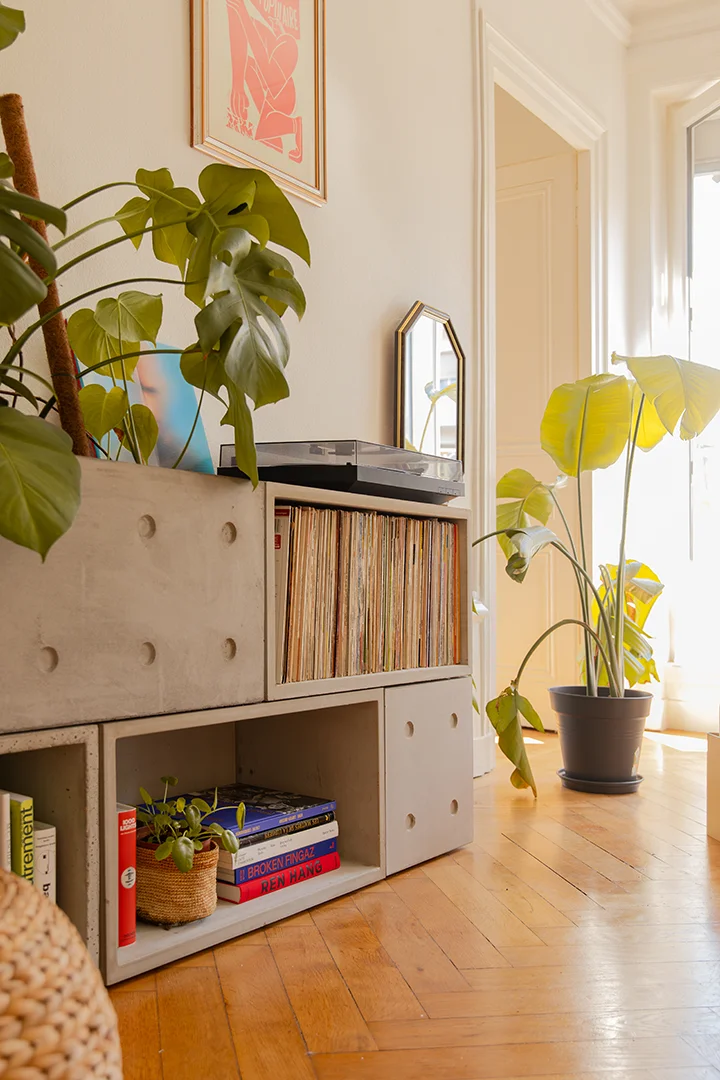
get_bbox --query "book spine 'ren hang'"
[9,793,33,882]
[216,851,341,904]
[117,804,137,948]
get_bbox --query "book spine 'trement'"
[10,795,33,882]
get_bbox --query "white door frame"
[471,12,608,776]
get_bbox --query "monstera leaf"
[496,469,554,559]
[0,155,66,326]
[486,686,543,796]
[541,373,632,477]
[613,352,720,441]
[0,409,80,559]
[222,381,258,486]
[94,290,163,345]
[119,404,159,465]
[0,3,24,50]
[196,228,306,408]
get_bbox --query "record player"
[218,440,465,504]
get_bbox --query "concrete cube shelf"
[0,724,100,963]
[0,459,265,732]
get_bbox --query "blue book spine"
[203,800,338,839]
[221,837,338,885]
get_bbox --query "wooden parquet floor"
[112,731,720,1080]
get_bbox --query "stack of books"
[275,504,461,683]
[0,788,56,902]
[190,783,340,905]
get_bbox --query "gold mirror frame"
[395,301,465,465]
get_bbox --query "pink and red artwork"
[192,0,326,204]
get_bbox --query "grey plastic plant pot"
[549,686,653,792]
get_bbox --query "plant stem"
[116,311,142,465]
[549,542,623,695]
[615,395,644,677]
[53,214,127,251]
[62,181,140,211]
[172,385,205,469]
[515,618,620,695]
[550,488,596,694]
[53,216,195,280]
[0,279,198,372]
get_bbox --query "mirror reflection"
[396,303,464,462]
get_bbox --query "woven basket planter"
[0,869,122,1079]
[136,840,219,926]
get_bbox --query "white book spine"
[0,792,10,871]
[217,820,339,871]
[33,821,56,904]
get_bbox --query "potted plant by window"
[135,776,245,926]
[476,354,720,795]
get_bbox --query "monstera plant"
[476,354,720,796]
[0,4,308,560]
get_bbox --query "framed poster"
[191,0,326,205]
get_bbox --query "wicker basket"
[0,868,122,1079]
[136,840,219,926]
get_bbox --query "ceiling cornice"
[583,0,632,46]
[630,0,720,45]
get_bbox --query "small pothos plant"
[475,353,720,796]
[0,3,309,561]
[137,776,246,874]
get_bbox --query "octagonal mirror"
[395,301,465,464]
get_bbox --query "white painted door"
[495,151,583,725]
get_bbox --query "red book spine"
[117,804,137,947]
[216,851,340,905]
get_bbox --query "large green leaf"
[198,163,310,265]
[116,168,201,272]
[185,178,261,307]
[541,373,632,477]
[94,290,163,344]
[0,3,24,50]
[67,308,140,381]
[486,686,540,796]
[591,561,663,688]
[0,178,66,325]
[222,382,258,485]
[0,410,81,559]
[496,469,554,559]
[78,384,128,442]
[503,525,560,584]
[196,229,305,408]
[613,352,720,441]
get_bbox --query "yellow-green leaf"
[68,308,140,381]
[78,384,128,442]
[496,469,554,559]
[485,687,538,796]
[94,290,163,345]
[614,352,720,441]
[540,373,632,477]
[631,383,667,451]
[121,403,158,465]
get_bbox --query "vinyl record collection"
[275,504,461,683]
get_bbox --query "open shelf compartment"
[264,482,472,701]
[0,725,100,964]
[101,690,385,984]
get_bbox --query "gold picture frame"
[191,0,327,206]
[395,301,466,465]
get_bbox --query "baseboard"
[473,731,495,777]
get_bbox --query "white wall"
[2,0,628,472]
[2,0,477,463]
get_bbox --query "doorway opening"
[494,88,590,727]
